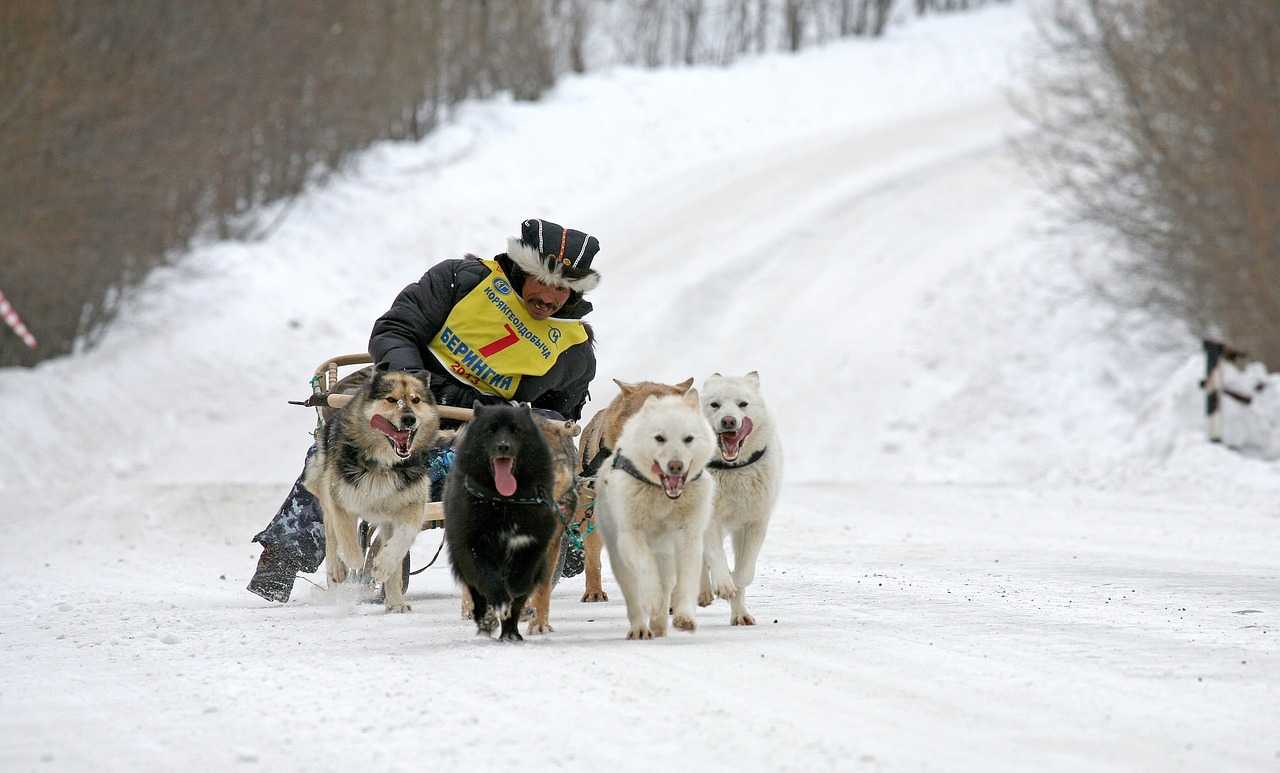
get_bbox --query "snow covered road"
[3,478,1276,771]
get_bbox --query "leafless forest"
[0,0,1090,368]
[1018,0,1280,368]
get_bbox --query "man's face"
[522,276,571,321]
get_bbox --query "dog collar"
[580,443,612,478]
[462,474,552,506]
[707,446,767,470]
[611,453,703,487]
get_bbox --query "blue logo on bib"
[493,278,512,295]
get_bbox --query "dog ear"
[676,377,694,392]
[367,361,390,390]
[682,388,700,409]
[745,371,760,387]
[364,362,386,391]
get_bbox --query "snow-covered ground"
[3,3,1278,771]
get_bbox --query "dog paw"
[626,627,654,640]
[672,614,697,632]
[326,565,348,586]
[697,590,715,607]
[498,629,524,643]
[527,621,555,635]
[581,589,609,603]
[711,578,737,601]
[731,612,756,626]
[384,602,412,614]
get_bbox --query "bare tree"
[839,0,897,36]
[1018,0,1280,367]
[0,0,560,367]
[680,0,706,65]
[784,0,807,51]
[1,0,1006,367]
[550,0,593,73]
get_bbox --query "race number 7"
[478,324,519,357]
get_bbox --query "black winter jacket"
[368,255,596,421]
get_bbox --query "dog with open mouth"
[457,411,582,636]
[575,377,695,603]
[594,388,716,639]
[444,402,559,642]
[698,371,783,626]
[303,362,442,612]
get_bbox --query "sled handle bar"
[289,391,476,422]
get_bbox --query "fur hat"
[506,218,601,294]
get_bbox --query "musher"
[247,218,602,602]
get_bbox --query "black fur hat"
[506,218,601,294]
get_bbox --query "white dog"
[595,389,717,639]
[699,372,783,626]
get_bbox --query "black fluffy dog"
[444,403,559,642]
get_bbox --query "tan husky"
[524,413,582,634]
[575,377,694,602]
[303,363,441,613]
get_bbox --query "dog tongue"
[652,463,686,499]
[370,414,413,454]
[718,416,754,460]
[492,457,517,497]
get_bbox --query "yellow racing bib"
[427,260,588,399]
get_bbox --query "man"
[247,218,602,602]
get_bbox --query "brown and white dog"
[303,363,441,613]
[523,413,581,634]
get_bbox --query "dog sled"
[292,353,591,593]
[293,353,472,529]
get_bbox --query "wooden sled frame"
[297,353,592,601]
[299,353,473,527]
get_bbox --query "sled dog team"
[305,367,781,641]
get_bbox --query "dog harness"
[428,259,588,400]
[707,447,768,470]
[462,475,554,507]
[580,443,612,478]
[611,452,704,487]
[461,474,590,554]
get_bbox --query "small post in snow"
[1201,339,1251,443]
